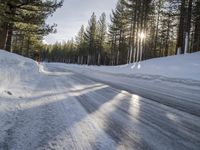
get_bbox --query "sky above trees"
[44,0,118,44]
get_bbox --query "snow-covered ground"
[54,52,200,80]
[45,52,200,116]
[0,50,200,150]
[0,50,39,98]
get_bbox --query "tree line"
[1,0,200,65]
[42,0,200,65]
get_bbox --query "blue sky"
[44,0,118,44]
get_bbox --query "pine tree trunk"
[193,23,200,52]
[26,36,30,57]
[20,37,24,55]
[165,14,171,56]
[176,0,186,54]
[97,53,101,66]
[193,1,200,52]
[87,55,90,65]
[186,0,193,53]
[116,50,119,65]
[81,56,83,64]
[154,1,162,57]
[0,23,8,50]
[129,46,133,63]
[5,23,14,52]
[5,5,17,52]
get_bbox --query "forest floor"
[0,50,200,150]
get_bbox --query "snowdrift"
[61,52,200,81]
[0,50,39,92]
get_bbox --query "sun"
[139,32,145,40]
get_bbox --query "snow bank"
[1,49,199,94]
[0,50,38,93]
[57,52,200,81]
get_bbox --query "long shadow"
[133,99,200,150]
[0,96,89,149]
[23,83,104,102]
[1,78,200,149]
[102,96,149,150]
[71,68,200,117]
[0,84,115,150]
[75,86,118,114]
[92,92,200,150]
[78,90,151,150]
[74,85,200,150]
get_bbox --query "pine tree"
[109,0,129,65]
[108,23,118,65]
[76,25,85,64]
[84,12,98,65]
[97,13,107,65]
[158,0,178,56]
[176,0,187,54]
[192,0,200,52]
[0,0,63,52]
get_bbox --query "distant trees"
[176,0,200,54]
[97,13,107,65]
[0,0,63,56]
[192,0,200,52]
[155,0,178,57]
[109,1,129,65]
[7,0,199,65]
[84,13,98,65]
[76,25,86,64]
[43,0,200,65]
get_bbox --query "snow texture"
[52,52,200,81]
[0,50,200,150]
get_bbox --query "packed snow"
[0,49,200,150]
[51,52,200,81]
[44,52,200,116]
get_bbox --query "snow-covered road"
[1,63,200,150]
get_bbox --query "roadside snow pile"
[0,50,38,93]
[59,52,200,81]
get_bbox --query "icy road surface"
[0,63,200,150]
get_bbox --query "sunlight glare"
[139,32,145,40]
[129,94,140,117]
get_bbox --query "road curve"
[0,64,200,150]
